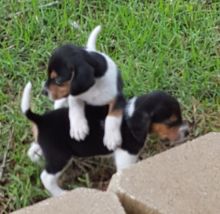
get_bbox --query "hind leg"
[114,148,138,171]
[40,170,67,197]
[27,142,43,163]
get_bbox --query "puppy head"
[43,45,78,100]
[43,44,95,100]
[148,92,189,146]
[127,92,189,145]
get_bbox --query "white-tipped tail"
[86,25,101,51]
[21,82,32,113]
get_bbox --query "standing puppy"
[43,26,125,150]
[21,83,189,196]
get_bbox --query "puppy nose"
[42,88,48,96]
[184,129,189,137]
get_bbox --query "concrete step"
[12,188,126,214]
[108,132,220,214]
[12,132,220,214]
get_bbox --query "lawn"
[0,0,219,212]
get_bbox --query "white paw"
[104,128,122,151]
[54,98,68,109]
[104,116,122,150]
[27,142,43,163]
[70,117,89,141]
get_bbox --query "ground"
[0,0,219,213]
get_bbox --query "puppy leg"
[54,98,68,109]
[114,148,138,171]
[104,113,122,150]
[27,142,43,163]
[40,170,67,197]
[68,95,89,140]
[104,97,125,150]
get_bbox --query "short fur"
[43,25,125,150]
[21,83,189,196]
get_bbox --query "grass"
[0,0,219,212]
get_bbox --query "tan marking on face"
[48,81,71,100]
[151,123,180,141]
[32,123,38,141]
[50,71,58,79]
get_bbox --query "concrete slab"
[108,132,220,214]
[12,188,125,214]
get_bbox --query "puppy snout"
[183,129,189,137]
[42,87,48,96]
[180,123,190,139]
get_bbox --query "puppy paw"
[104,130,122,151]
[27,142,43,163]
[70,118,89,141]
[104,116,122,150]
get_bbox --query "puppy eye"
[55,78,64,86]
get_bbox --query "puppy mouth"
[47,92,55,101]
[160,136,189,147]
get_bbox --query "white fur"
[27,142,43,163]
[54,98,68,109]
[21,82,32,113]
[40,170,66,197]
[104,115,122,151]
[69,53,118,141]
[68,96,89,140]
[126,97,137,117]
[179,123,190,141]
[75,53,118,105]
[114,148,138,171]
[86,25,101,51]
[69,26,121,146]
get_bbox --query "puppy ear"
[126,111,150,142]
[70,63,95,95]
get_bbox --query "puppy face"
[151,119,189,146]
[149,94,189,145]
[44,70,72,100]
[43,45,79,100]
[44,44,95,99]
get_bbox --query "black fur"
[25,91,187,174]
[47,44,109,95]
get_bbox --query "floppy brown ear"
[126,111,150,142]
[70,63,95,95]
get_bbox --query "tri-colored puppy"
[43,25,125,151]
[21,83,189,197]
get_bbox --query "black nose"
[42,88,48,96]
[184,129,189,137]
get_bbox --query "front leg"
[104,113,122,150]
[104,96,125,150]
[68,95,89,141]
[54,97,68,109]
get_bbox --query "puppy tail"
[21,82,41,123]
[86,25,101,51]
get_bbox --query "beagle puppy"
[21,82,189,197]
[43,25,125,151]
